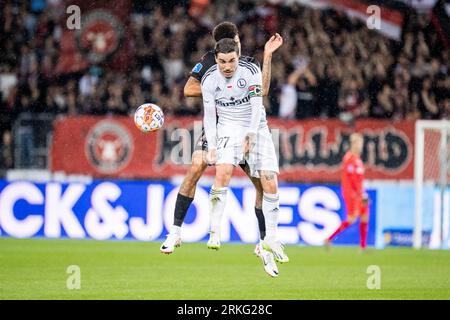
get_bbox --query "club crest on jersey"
[192,63,203,73]
[237,78,246,88]
[249,85,262,97]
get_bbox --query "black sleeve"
[189,51,216,82]
[240,55,261,69]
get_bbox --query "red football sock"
[328,221,350,242]
[360,204,369,249]
[360,221,368,249]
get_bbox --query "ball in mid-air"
[134,103,164,133]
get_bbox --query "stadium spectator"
[79,68,100,98]
[418,77,441,119]
[374,84,395,119]
[338,77,369,122]
[317,65,340,118]
[441,99,450,119]
[290,63,318,119]
[0,0,448,141]
[0,130,14,169]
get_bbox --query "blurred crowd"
[0,0,449,169]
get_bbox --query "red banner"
[55,0,132,74]
[270,118,414,182]
[51,116,415,182]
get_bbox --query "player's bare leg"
[240,163,265,257]
[160,150,208,254]
[259,170,289,264]
[325,214,357,249]
[207,163,234,250]
[179,150,208,198]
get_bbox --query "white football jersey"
[201,61,268,129]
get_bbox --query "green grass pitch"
[0,238,449,299]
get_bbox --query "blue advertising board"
[0,180,376,246]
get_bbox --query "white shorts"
[216,124,279,178]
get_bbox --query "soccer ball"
[134,103,164,133]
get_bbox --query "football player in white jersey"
[161,22,283,263]
[202,39,289,277]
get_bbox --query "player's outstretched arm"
[184,76,202,97]
[262,33,283,97]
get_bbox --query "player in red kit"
[325,133,369,250]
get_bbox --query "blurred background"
[0,0,449,249]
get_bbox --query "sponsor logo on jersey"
[215,86,221,92]
[215,95,250,107]
[85,120,133,173]
[192,63,203,73]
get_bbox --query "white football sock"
[262,192,279,240]
[209,186,228,233]
[170,225,181,236]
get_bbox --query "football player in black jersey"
[161,21,283,256]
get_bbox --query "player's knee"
[215,167,233,187]
[191,151,207,169]
[262,183,277,195]
[215,173,231,187]
[189,157,207,179]
[260,171,278,194]
[180,161,206,195]
[189,162,206,178]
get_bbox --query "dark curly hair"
[212,22,238,42]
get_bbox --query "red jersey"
[341,151,365,199]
